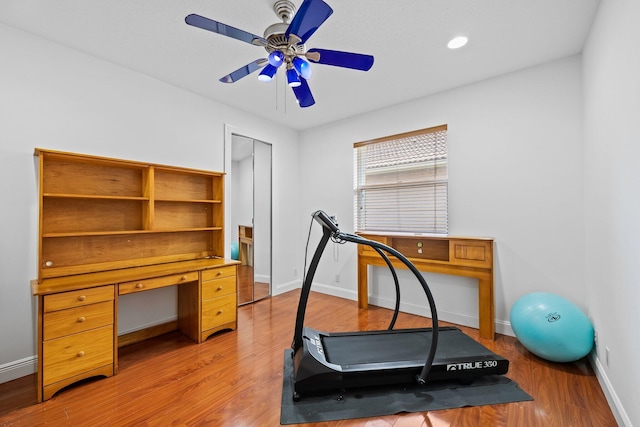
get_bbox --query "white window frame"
[354,124,448,234]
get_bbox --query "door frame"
[224,124,273,303]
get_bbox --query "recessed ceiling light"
[447,36,468,49]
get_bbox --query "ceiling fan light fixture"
[268,50,285,67]
[185,0,374,108]
[287,67,301,87]
[292,56,312,80]
[447,36,468,49]
[258,64,278,82]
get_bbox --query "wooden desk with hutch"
[31,149,239,401]
[356,232,495,340]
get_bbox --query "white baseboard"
[273,279,301,295]
[369,294,515,337]
[0,356,36,384]
[301,283,516,337]
[117,315,178,336]
[588,352,630,426]
[311,283,358,301]
[255,273,270,283]
[0,317,182,385]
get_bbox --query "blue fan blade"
[285,0,333,43]
[292,78,315,108]
[219,59,268,83]
[186,14,267,46]
[307,48,374,71]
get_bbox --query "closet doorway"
[229,134,272,305]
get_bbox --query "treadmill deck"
[293,326,509,395]
[321,326,498,368]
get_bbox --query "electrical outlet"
[606,346,610,366]
[294,268,298,277]
[335,274,340,283]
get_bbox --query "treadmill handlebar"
[296,210,439,384]
[312,210,340,233]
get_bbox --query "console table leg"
[478,276,495,340]
[357,260,368,309]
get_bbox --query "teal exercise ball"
[510,292,594,362]
[230,242,239,260]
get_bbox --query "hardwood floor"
[0,290,617,426]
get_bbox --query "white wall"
[0,23,301,383]
[583,0,640,425]
[299,56,584,336]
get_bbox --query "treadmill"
[290,210,509,401]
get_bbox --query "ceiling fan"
[185,0,374,108]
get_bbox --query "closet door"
[252,139,272,302]
[230,134,271,305]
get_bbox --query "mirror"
[230,135,272,305]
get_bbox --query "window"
[354,125,448,234]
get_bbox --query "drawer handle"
[135,283,144,289]
[77,295,86,302]
[77,351,85,358]
[181,275,187,281]
[77,316,86,323]
[217,310,223,315]
[216,271,222,276]
[217,286,223,291]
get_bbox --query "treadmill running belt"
[321,327,496,366]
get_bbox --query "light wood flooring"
[0,290,617,426]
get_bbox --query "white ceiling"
[0,0,600,131]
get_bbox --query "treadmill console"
[313,210,339,233]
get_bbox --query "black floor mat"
[280,349,532,425]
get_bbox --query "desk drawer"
[44,285,114,313]
[391,237,450,262]
[202,294,237,331]
[42,325,114,386]
[44,300,114,341]
[201,266,236,281]
[119,272,198,295]
[357,234,389,256]
[202,276,236,300]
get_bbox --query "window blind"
[354,125,448,234]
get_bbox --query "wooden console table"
[357,233,495,340]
